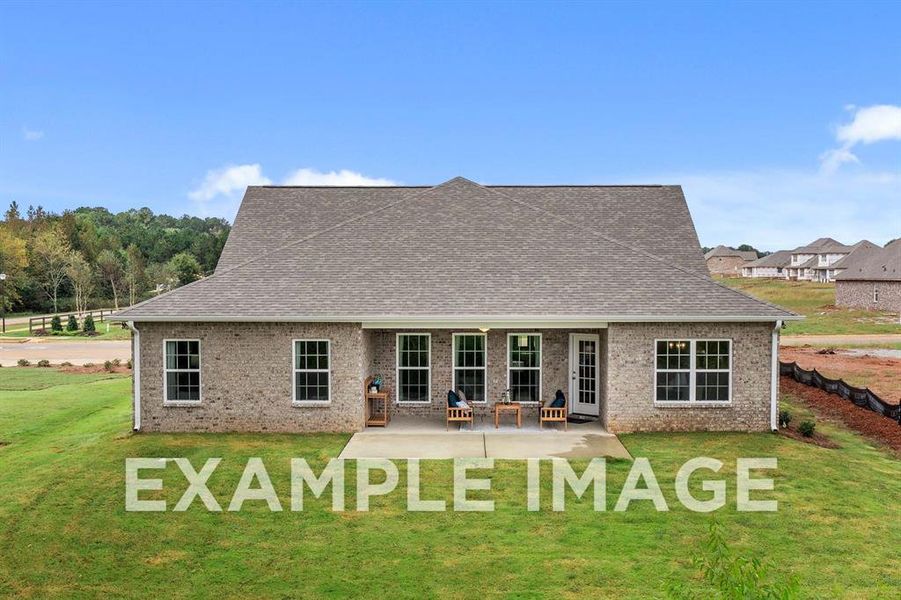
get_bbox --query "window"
[293,340,330,403]
[164,340,200,403]
[453,333,487,403]
[397,334,430,403]
[508,333,541,403]
[655,340,732,404]
[873,286,879,303]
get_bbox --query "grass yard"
[719,278,901,336]
[0,369,899,598]
[0,323,132,340]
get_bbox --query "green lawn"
[0,369,899,598]
[0,323,132,340]
[720,277,901,335]
[0,367,127,391]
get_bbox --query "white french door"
[569,333,600,416]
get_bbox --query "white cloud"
[821,104,901,172]
[189,163,271,203]
[188,165,396,218]
[661,168,901,251]
[22,127,44,141]
[282,168,397,187]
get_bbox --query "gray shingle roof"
[704,245,758,261]
[791,237,853,254]
[830,240,880,270]
[744,250,792,269]
[836,240,901,281]
[115,177,796,322]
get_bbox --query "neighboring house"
[704,245,758,276]
[835,239,901,313]
[786,237,874,282]
[830,240,881,280]
[112,177,797,435]
[741,250,792,279]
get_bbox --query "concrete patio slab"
[484,432,631,459]
[337,428,631,460]
[338,432,486,459]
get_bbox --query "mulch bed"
[782,376,901,455]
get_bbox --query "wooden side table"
[494,402,522,429]
[364,376,390,427]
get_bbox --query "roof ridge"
[478,184,796,317]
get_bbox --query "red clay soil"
[781,376,901,455]
[780,346,901,404]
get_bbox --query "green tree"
[67,314,78,331]
[29,229,72,313]
[66,252,94,314]
[124,244,145,306]
[96,249,124,310]
[0,225,28,313]
[82,313,95,333]
[50,315,62,332]
[167,252,202,286]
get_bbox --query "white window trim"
[653,339,733,407]
[163,338,202,406]
[292,339,331,406]
[873,286,879,303]
[506,332,542,405]
[452,332,488,404]
[396,333,431,404]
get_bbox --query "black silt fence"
[779,361,901,425]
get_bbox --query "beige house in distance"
[704,245,758,276]
[835,239,901,313]
[112,177,798,435]
[741,250,792,279]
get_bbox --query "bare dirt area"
[58,364,131,375]
[781,377,901,455]
[780,345,901,403]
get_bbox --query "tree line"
[0,202,230,315]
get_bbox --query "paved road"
[0,339,130,366]
[781,333,901,347]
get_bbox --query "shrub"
[50,315,63,332]
[667,519,798,599]
[67,315,79,332]
[778,410,792,428]
[112,358,121,367]
[83,362,94,368]
[17,359,30,367]
[83,314,96,333]
[103,360,114,372]
[126,359,133,369]
[60,361,73,367]
[37,359,51,368]
[799,420,816,438]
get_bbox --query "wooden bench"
[540,396,568,430]
[446,391,473,430]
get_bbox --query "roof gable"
[116,177,795,321]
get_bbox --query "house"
[112,177,798,435]
[835,239,901,313]
[786,238,875,282]
[704,245,758,276]
[741,250,792,279]
[829,240,882,280]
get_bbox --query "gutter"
[109,314,803,324]
[770,319,782,431]
[125,321,141,431]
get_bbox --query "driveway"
[0,338,131,366]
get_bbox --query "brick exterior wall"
[367,329,606,422]
[706,256,749,276]
[134,321,774,434]
[136,322,367,433]
[605,322,774,432]
[835,280,901,313]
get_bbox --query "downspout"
[126,321,141,431]
[770,320,782,431]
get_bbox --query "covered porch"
[360,325,609,432]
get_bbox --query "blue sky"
[2,1,900,250]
